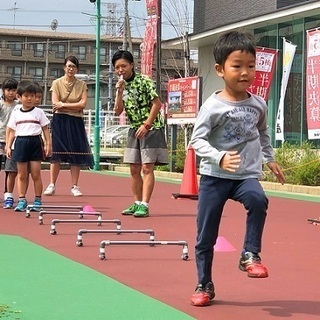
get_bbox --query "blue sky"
[0,0,194,39]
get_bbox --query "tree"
[161,0,197,78]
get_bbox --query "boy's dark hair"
[213,31,256,66]
[16,80,37,96]
[34,81,43,94]
[2,78,18,90]
[112,50,134,67]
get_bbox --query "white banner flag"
[275,38,297,141]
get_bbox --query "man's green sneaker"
[133,204,149,217]
[122,203,139,215]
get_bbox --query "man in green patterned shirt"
[112,50,168,217]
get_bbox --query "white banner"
[275,38,297,141]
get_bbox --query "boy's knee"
[247,191,268,209]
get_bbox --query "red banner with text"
[248,47,278,101]
[140,0,158,78]
[306,29,320,139]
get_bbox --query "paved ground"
[1,169,319,320]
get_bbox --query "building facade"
[0,28,195,109]
[190,0,320,146]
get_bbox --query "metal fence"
[42,108,129,148]
[41,107,189,171]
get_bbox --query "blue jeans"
[195,175,268,284]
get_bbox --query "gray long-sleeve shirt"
[190,91,275,180]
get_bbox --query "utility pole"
[13,2,19,29]
[43,39,50,104]
[122,0,128,50]
[184,32,190,78]
[122,0,133,52]
[108,43,113,111]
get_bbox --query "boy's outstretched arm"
[266,161,285,184]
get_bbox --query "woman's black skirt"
[50,113,94,168]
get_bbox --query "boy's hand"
[267,161,285,185]
[45,145,52,157]
[220,151,241,172]
[6,149,12,159]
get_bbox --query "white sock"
[4,192,13,200]
[141,201,149,207]
[134,201,141,205]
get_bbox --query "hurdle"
[50,219,122,235]
[307,218,320,224]
[39,210,102,225]
[26,205,83,218]
[76,229,155,247]
[99,240,189,261]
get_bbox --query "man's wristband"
[143,123,152,130]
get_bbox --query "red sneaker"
[190,282,215,306]
[239,251,268,278]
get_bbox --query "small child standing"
[0,78,19,208]
[34,82,44,107]
[6,80,51,212]
[189,31,285,307]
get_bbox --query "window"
[50,68,64,78]
[52,44,66,59]
[92,47,107,62]
[30,43,44,57]
[7,66,22,80]
[7,41,23,56]
[72,45,86,60]
[100,47,106,62]
[133,49,140,59]
[29,67,43,81]
[277,0,310,9]
[254,18,313,146]
[175,51,182,59]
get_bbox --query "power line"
[0,9,88,14]
[0,24,93,28]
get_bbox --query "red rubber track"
[0,170,319,320]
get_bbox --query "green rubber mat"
[0,235,194,320]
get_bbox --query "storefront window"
[254,16,320,147]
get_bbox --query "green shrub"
[262,141,320,186]
[163,126,190,173]
[165,133,320,185]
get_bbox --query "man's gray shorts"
[124,128,168,165]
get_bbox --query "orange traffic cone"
[172,145,198,200]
